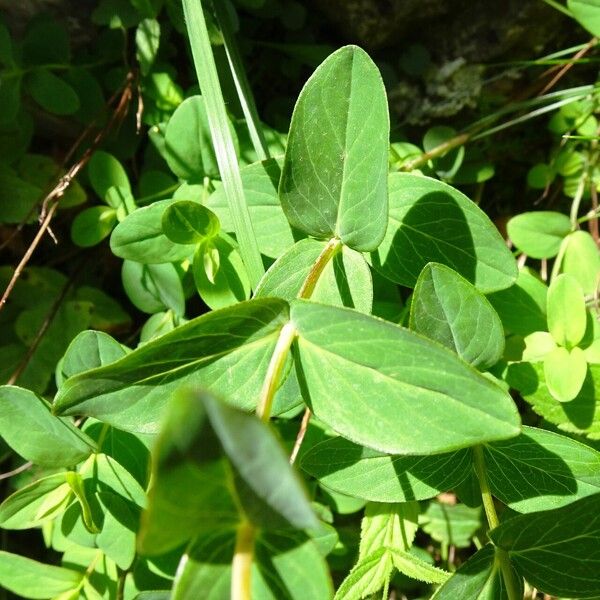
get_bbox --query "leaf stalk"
[473,445,521,600]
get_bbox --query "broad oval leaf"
[544,346,587,402]
[490,493,600,598]
[162,200,220,244]
[26,69,80,116]
[71,206,117,247]
[410,263,504,369]
[487,268,547,336]
[431,544,513,600]
[121,259,185,316]
[256,237,372,314]
[88,151,130,201]
[507,211,571,259]
[371,173,517,292]
[58,330,126,388]
[301,437,472,502]
[207,393,316,529]
[484,425,600,512]
[206,158,295,259]
[279,45,389,252]
[506,361,600,439]
[0,551,83,599]
[568,0,600,36]
[164,95,223,180]
[110,199,196,263]
[291,300,521,455]
[53,299,294,432]
[170,529,333,600]
[192,233,251,310]
[0,473,71,530]
[561,230,600,296]
[0,385,95,467]
[547,273,587,348]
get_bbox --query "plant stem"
[400,133,470,172]
[231,520,255,600]
[256,321,297,422]
[182,0,265,289]
[298,237,342,298]
[473,446,521,600]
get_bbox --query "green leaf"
[111,200,196,263]
[162,200,220,244]
[139,391,316,554]
[71,206,118,247]
[360,502,419,558]
[484,425,600,512]
[506,361,600,438]
[164,95,222,180]
[255,238,372,314]
[0,551,82,599]
[121,259,185,315]
[487,268,548,336]
[136,18,160,76]
[547,273,587,348]
[410,263,504,369]
[490,493,600,598]
[301,437,471,502]
[561,230,600,296]
[389,548,449,584]
[96,491,139,569]
[334,548,393,600]
[371,174,517,292]
[192,233,251,309]
[204,391,317,530]
[0,164,41,223]
[526,163,555,189]
[0,385,95,467]
[92,0,142,28]
[88,151,131,202]
[431,544,510,599]
[53,299,293,432]
[206,158,295,259]
[26,69,80,116]
[292,300,521,455]
[171,530,333,600]
[0,75,21,128]
[420,502,482,548]
[279,45,389,252]
[22,19,70,66]
[544,346,587,402]
[423,125,464,180]
[569,0,600,36]
[507,211,571,259]
[0,473,71,529]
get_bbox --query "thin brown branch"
[289,407,312,465]
[538,37,598,96]
[0,73,135,312]
[0,461,33,481]
[0,201,60,311]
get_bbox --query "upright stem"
[182,0,265,288]
[231,520,255,600]
[256,321,297,422]
[473,446,521,600]
[231,236,344,597]
[298,237,342,298]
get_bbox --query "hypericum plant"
[2,2,600,600]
